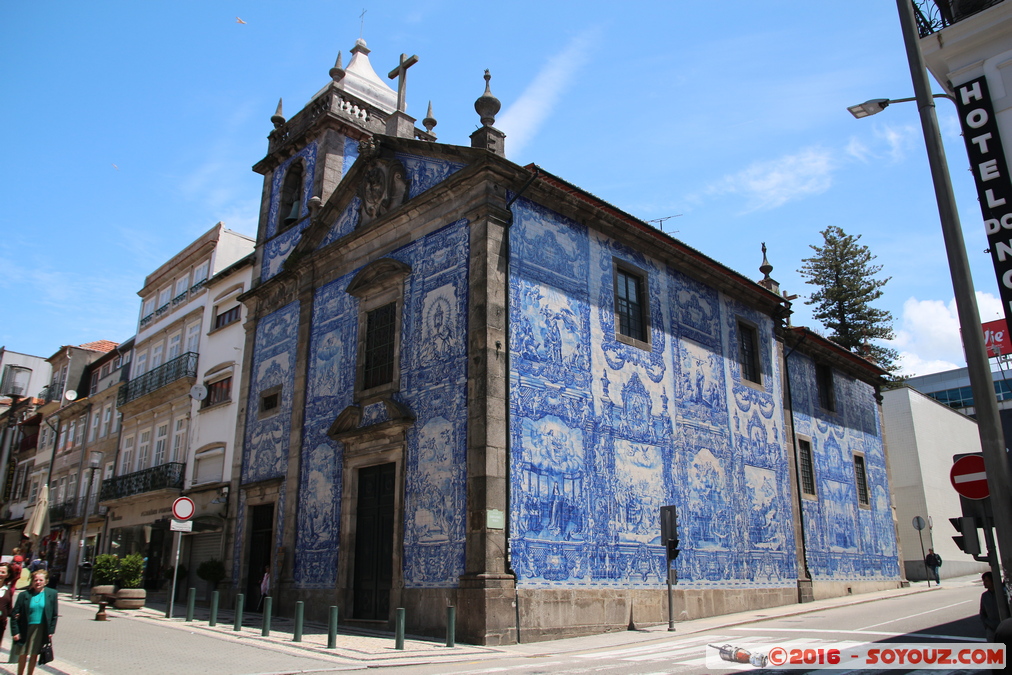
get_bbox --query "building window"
[171,419,187,463]
[137,430,151,470]
[853,453,870,507]
[191,261,210,292]
[214,305,242,330]
[203,377,232,408]
[101,405,112,438]
[614,264,649,345]
[90,371,100,396]
[89,412,100,443]
[76,415,86,446]
[174,276,189,303]
[816,363,835,412]
[193,447,225,485]
[348,258,410,401]
[363,303,397,390]
[278,161,305,232]
[167,332,182,360]
[153,424,169,466]
[737,321,762,384]
[150,343,164,369]
[134,352,148,378]
[157,287,172,312]
[258,385,282,419]
[121,436,135,474]
[185,322,202,353]
[798,438,817,497]
[100,362,112,378]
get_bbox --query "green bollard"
[327,606,338,648]
[234,594,244,631]
[294,601,304,642]
[186,588,196,622]
[262,596,272,636]
[446,606,455,648]
[209,591,219,627]
[395,607,405,650]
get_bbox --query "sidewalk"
[4,575,974,673]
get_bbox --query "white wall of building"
[883,387,990,580]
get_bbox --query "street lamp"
[72,451,103,601]
[846,94,954,119]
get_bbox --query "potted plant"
[196,559,226,601]
[115,553,147,609]
[90,554,119,604]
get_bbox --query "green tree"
[798,226,899,374]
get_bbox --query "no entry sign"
[950,455,990,500]
[172,496,196,520]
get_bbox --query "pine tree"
[798,226,899,374]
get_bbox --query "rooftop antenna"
[647,214,682,234]
[359,8,367,38]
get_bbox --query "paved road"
[370,581,997,675]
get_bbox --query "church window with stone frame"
[816,362,836,412]
[797,437,817,498]
[613,261,649,348]
[347,258,410,402]
[258,385,282,419]
[277,161,305,233]
[737,320,762,385]
[853,452,870,508]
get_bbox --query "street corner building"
[224,38,903,644]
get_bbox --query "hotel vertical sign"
[956,76,1012,327]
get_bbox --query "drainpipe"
[502,167,540,643]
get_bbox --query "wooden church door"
[353,463,395,620]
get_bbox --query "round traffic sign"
[950,455,990,500]
[172,496,196,520]
[912,516,926,531]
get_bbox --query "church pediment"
[328,398,415,442]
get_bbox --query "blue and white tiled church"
[226,39,902,644]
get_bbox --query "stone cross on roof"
[387,53,419,113]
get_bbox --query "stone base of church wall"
[811,578,904,601]
[511,586,798,643]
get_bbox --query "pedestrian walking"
[924,548,942,584]
[981,571,1002,643]
[0,563,16,647]
[9,570,57,675]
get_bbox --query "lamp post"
[72,451,103,601]
[861,0,1012,619]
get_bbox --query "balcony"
[38,384,63,403]
[49,496,107,522]
[913,0,1004,36]
[99,462,185,502]
[117,352,198,406]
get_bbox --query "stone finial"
[308,196,322,217]
[760,242,773,278]
[330,51,346,82]
[758,242,780,294]
[474,69,501,127]
[422,101,437,134]
[271,98,286,128]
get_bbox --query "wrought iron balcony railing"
[99,462,185,502]
[912,0,1004,37]
[49,496,107,521]
[117,352,198,406]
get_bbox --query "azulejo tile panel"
[242,302,299,484]
[293,219,469,589]
[787,351,899,580]
[395,153,464,200]
[509,198,798,590]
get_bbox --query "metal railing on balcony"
[99,462,185,502]
[117,352,198,406]
[49,496,107,522]
[38,384,63,403]
[912,0,1004,36]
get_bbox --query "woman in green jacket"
[9,570,57,675]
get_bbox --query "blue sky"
[0,1,1000,376]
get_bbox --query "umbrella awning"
[23,485,49,541]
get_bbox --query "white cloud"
[890,292,1004,377]
[497,27,601,158]
[703,146,835,212]
[875,123,918,163]
[845,136,871,163]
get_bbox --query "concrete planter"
[90,585,115,604]
[114,588,146,609]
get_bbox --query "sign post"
[167,497,195,619]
